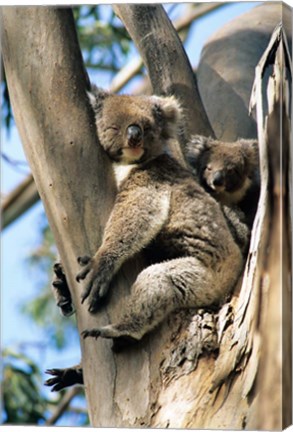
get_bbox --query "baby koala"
[45,87,248,391]
[185,135,260,227]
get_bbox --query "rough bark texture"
[1,3,292,429]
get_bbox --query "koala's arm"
[77,186,170,313]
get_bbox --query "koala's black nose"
[127,124,143,147]
[212,171,225,187]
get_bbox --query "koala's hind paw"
[52,263,75,317]
[44,365,83,391]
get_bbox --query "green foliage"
[74,6,132,73]
[2,349,48,424]
[2,349,88,426]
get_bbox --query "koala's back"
[121,154,243,271]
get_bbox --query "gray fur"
[77,87,245,341]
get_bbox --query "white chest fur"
[113,163,138,189]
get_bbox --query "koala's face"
[200,143,248,194]
[189,136,258,204]
[88,87,182,164]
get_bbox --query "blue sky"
[1,1,260,422]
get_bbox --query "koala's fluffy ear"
[239,139,259,167]
[87,84,110,115]
[150,95,183,139]
[185,134,211,162]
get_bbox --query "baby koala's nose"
[212,171,225,187]
[127,124,143,147]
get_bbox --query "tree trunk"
[0,6,121,426]
[1,5,291,429]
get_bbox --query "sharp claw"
[76,268,90,283]
[81,330,89,339]
[51,384,63,392]
[88,304,98,314]
[76,274,82,283]
[77,255,91,266]
[52,280,64,288]
[81,329,101,339]
[53,263,64,277]
[81,287,91,304]
[45,369,59,376]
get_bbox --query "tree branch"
[45,387,82,425]
[110,3,224,94]
[113,4,214,140]
[1,174,39,229]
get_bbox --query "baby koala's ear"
[239,139,259,166]
[185,134,212,162]
[87,84,111,115]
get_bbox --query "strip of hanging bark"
[251,24,292,429]
[113,4,214,142]
[209,23,292,429]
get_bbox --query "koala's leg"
[82,257,227,342]
[45,364,83,391]
[52,262,75,317]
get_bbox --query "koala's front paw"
[76,255,111,313]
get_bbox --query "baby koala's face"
[189,136,259,205]
[89,90,182,165]
[200,143,248,195]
